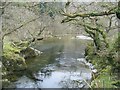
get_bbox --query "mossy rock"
[2,42,28,87]
[3,43,21,55]
[2,56,26,71]
[2,42,41,87]
[13,41,30,49]
[20,47,42,59]
[3,42,27,71]
[11,41,42,59]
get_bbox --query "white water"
[73,35,93,40]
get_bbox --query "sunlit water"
[9,35,94,88]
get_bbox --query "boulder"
[20,47,42,59]
[2,55,27,71]
[3,43,27,71]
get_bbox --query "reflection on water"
[15,71,91,88]
[12,36,93,88]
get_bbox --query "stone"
[20,47,42,59]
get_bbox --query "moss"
[2,42,27,85]
[2,41,42,87]
[3,43,20,55]
[13,41,30,48]
[3,43,26,67]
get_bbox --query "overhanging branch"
[61,7,117,24]
[61,9,116,18]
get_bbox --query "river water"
[9,35,93,88]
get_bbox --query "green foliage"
[83,24,109,51]
[112,81,120,88]
[113,32,120,52]
[3,43,20,58]
[86,33,120,88]
[91,68,118,88]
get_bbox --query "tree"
[1,2,48,48]
[61,2,118,51]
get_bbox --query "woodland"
[0,0,120,88]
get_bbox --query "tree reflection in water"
[59,71,89,88]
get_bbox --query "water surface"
[11,36,93,88]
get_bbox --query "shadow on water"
[9,37,93,88]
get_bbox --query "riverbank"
[2,41,42,87]
[2,37,64,87]
[85,35,120,88]
[2,37,93,88]
[2,35,119,88]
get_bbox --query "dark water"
[10,36,93,88]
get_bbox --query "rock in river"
[20,47,42,59]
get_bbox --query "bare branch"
[2,16,41,40]
[37,27,45,36]
[0,2,11,16]
[0,2,11,9]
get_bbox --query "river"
[8,35,93,88]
